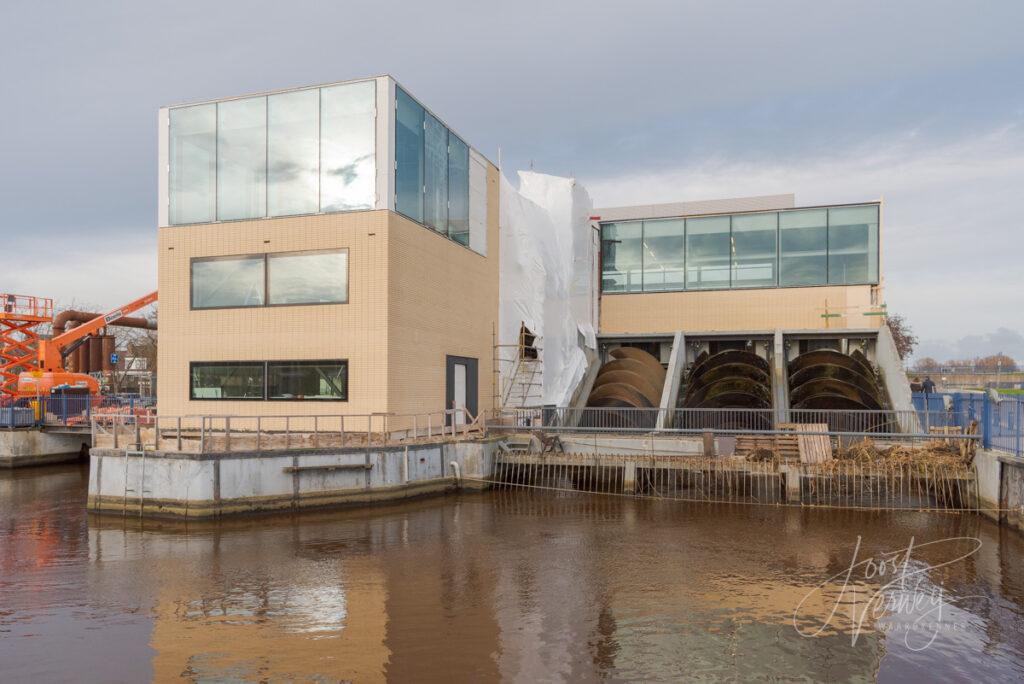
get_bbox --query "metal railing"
[913,392,1023,458]
[0,394,154,429]
[488,406,975,440]
[90,407,483,453]
[486,452,977,511]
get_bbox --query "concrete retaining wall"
[1,429,90,468]
[87,438,498,518]
[974,449,1024,535]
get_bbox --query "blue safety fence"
[912,391,1023,457]
[0,394,154,429]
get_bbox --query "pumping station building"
[62,73,1018,524]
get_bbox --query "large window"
[169,104,216,225]
[827,205,878,285]
[168,80,376,225]
[191,255,266,309]
[394,87,474,249]
[268,89,319,217]
[191,249,347,309]
[779,209,828,286]
[448,135,470,245]
[685,216,731,289]
[320,81,376,212]
[190,362,265,399]
[600,203,880,293]
[217,97,267,221]
[267,361,348,400]
[601,222,643,292]
[395,87,425,223]
[190,360,347,401]
[732,212,777,288]
[641,219,685,291]
[267,250,348,305]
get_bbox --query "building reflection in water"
[74,488,1024,682]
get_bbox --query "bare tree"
[912,356,940,372]
[886,313,917,359]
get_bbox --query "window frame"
[190,248,350,311]
[598,202,880,295]
[265,359,349,402]
[188,361,267,401]
[189,359,349,402]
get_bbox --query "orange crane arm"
[37,290,158,371]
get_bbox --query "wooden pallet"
[735,423,832,463]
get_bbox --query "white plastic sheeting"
[499,171,597,407]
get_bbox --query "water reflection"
[2,465,1024,682]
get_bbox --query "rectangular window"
[601,222,643,292]
[267,360,348,400]
[190,362,265,399]
[423,112,449,234]
[395,87,425,223]
[267,250,348,305]
[779,209,828,286]
[169,104,216,225]
[191,256,265,309]
[267,89,319,217]
[731,212,778,288]
[448,135,470,245]
[685,216,731,289]
[217,97,267,221]
[320,81,376,212]
[641,219,685,291]
[828,205,879,285]
[189,361,347,400]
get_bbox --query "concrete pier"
[1,428,90,468]
[88,438,498,518]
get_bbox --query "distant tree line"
[912,353,1019,373]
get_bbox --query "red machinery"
[8,291,158,398]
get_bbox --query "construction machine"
[15,291,158,397]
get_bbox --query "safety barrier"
[90,408,483,453]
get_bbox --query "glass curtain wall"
[685,216,731,289]
[394,87,472,248]
[779,209,828,286]
[601,205,879,293]
[394,87,425,222]
[320,81,376,211]
[169,80,376,225]
[169,104,216,224]
[447,135,470,245]
[267,90,319,217]
[827,205,879,285]
[423,113,449,234]
[601,222,643,292]
[731,212,777,287]
[641,219,685,291]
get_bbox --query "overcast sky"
[2,1,1022,360]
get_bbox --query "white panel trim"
[468,149,487,255]
[158,107,169,227]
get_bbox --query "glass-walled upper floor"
[161,76,490,255]
[600,203,879,293]
[167,79,377,225]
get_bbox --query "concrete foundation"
[1,429,90,468]
[88,438,499,519]
[974,449,1024,535]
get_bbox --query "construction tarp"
[499,171,597,407]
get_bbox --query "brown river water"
[2,463,1024,683]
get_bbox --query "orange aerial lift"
[13,291,158,397]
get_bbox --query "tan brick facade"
[157,168,500,420]
[599,285,881,334]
